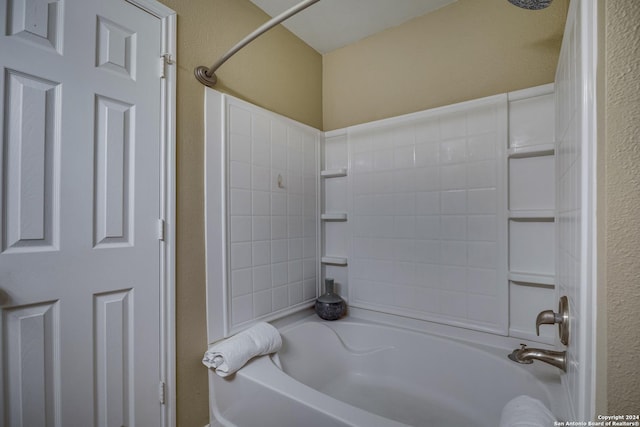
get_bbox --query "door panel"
[94,94,134,248]
[6,0,63,54]
[3,301,59,427]
[2,69,60,253]
[0,0,164,425]
[94,289,133,427]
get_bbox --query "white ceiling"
[249,0,457,54]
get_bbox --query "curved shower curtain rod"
[195,0,321,87]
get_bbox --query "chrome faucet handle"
[535,296,570,345]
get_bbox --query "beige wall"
[322,0,568,130]
[155,1,322,425]
[603,0,640,414]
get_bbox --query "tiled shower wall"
[347,97,508,334]
[205,90,319,338]
[206,86,556,344]
[322,87,556,339]
[227,100,319,330]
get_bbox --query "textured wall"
[605,0,640,414]
[155,1,322,425]
[322,0,568,130]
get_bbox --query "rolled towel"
[203,322,282,377]
[500,395,556,427]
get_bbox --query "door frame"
[125,1,176,426]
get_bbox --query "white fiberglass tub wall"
[204,88,320,340]
[322,85,557,345]
[208,311,568,427]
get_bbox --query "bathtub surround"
[207,85,555,343]
[321,85,557,343]
[346,95,509,334]
[555,0,599,419]
[205,90,320,340]
[204,85,566,426]
[506,86,557,345]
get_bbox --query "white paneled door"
[0,0,168,426]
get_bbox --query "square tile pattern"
[349,101,507,332]
[228,102,318,329]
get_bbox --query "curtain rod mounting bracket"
[194,0,320,88]
[195,66,218,87]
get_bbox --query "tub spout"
[508,344,566,372]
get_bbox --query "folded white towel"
[202,322,282,377]
[499,395,556,427]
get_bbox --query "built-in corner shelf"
[321,256,348,266]
[509,210,555,221]
[507,143,555,158]
[508,272,555,286]
[321,169,347,178]
[321,213,347,221]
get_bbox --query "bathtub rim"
[272,306,560,355]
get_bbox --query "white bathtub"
[208,310,567,427]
